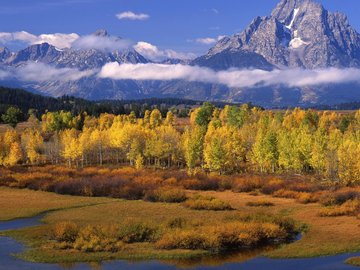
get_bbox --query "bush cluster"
[144,187,187,203]
[51,221,157,253]
[156,221,287,252]
[50,213,298,254]
[183,195,233,211]
[246,201,274,207]
[319,200,360,217]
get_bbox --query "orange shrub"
[273,189,300,199]
[52,221,79,243]
[319,200,360,217]
[156,221,287,251]
[183,195,233,211]
[144,187,187,203]
[246,201,274,207]
[232,176,265,193]
[261,178,285,194]
[73,224,123,252]
[318,188,360,206]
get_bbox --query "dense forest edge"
[0,86,236,122]
[1,86,360,125]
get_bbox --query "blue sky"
[0,0,359,56]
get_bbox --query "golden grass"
[346,257,360,266]
[187,191,360,258]
[0,187,113,221]
[2,188,360,262]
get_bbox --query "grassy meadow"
[1,170,360,265]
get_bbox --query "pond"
[0,214,359,270]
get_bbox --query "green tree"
[195,102,214,127]
[1,106,23,127]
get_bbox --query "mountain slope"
[197,0,360,69]
[1,1,360,106]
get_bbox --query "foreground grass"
[192,191,360,259]
[0,187,114,221]
[347,257,360,267]
[2,188,360,264]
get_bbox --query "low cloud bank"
[72,35,131,52]
[99,62,360,88]
[1,61,360,88]
[0,62,96,82]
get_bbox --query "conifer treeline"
[0,102,359,184]
[0,86,228,121]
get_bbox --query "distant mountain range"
[1,0,360,106]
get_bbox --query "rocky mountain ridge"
[1,0,360,106]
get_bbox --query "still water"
[0,214,359,270]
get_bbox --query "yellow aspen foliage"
[89,129,109,166]
[143,110,151,126]
[203,125,227,173]
[21,128,44,164]
[135,154,144,170]
[98,113,115,130]
[164,111,175,126]
[60,129,81,167]
[309,128,328,174]
[4,142,23,167]
[145,125,181,167]
[3,129,18,147]
[182,126,205,170]
[189,108,200,126]
[149,109,162,128]
[338,136,360,184]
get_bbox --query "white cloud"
[0,69,11,79]
[0,31,197,58]
[195,38,217,45]
[0,62,96,82]
[212,8,219,14]
[195,36,226,45]
[116,11,149,21]
[0,31,132,52]
[3,61,360,89]
[72,35,132,52]
[17,62,96,82]
[98,63,360,88]
[35,33,79,48]
[0,31,79,48]
[134,41,195,61]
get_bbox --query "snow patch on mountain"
[290,37,309,48]
[285,8,299,29]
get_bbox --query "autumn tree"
[338,132,360,184]
[182,126,205,170]
[4,142,23,167]
[164,111,175,126]
[149,109,162,128]
[21,128,44,164]
[60,129,81,167]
